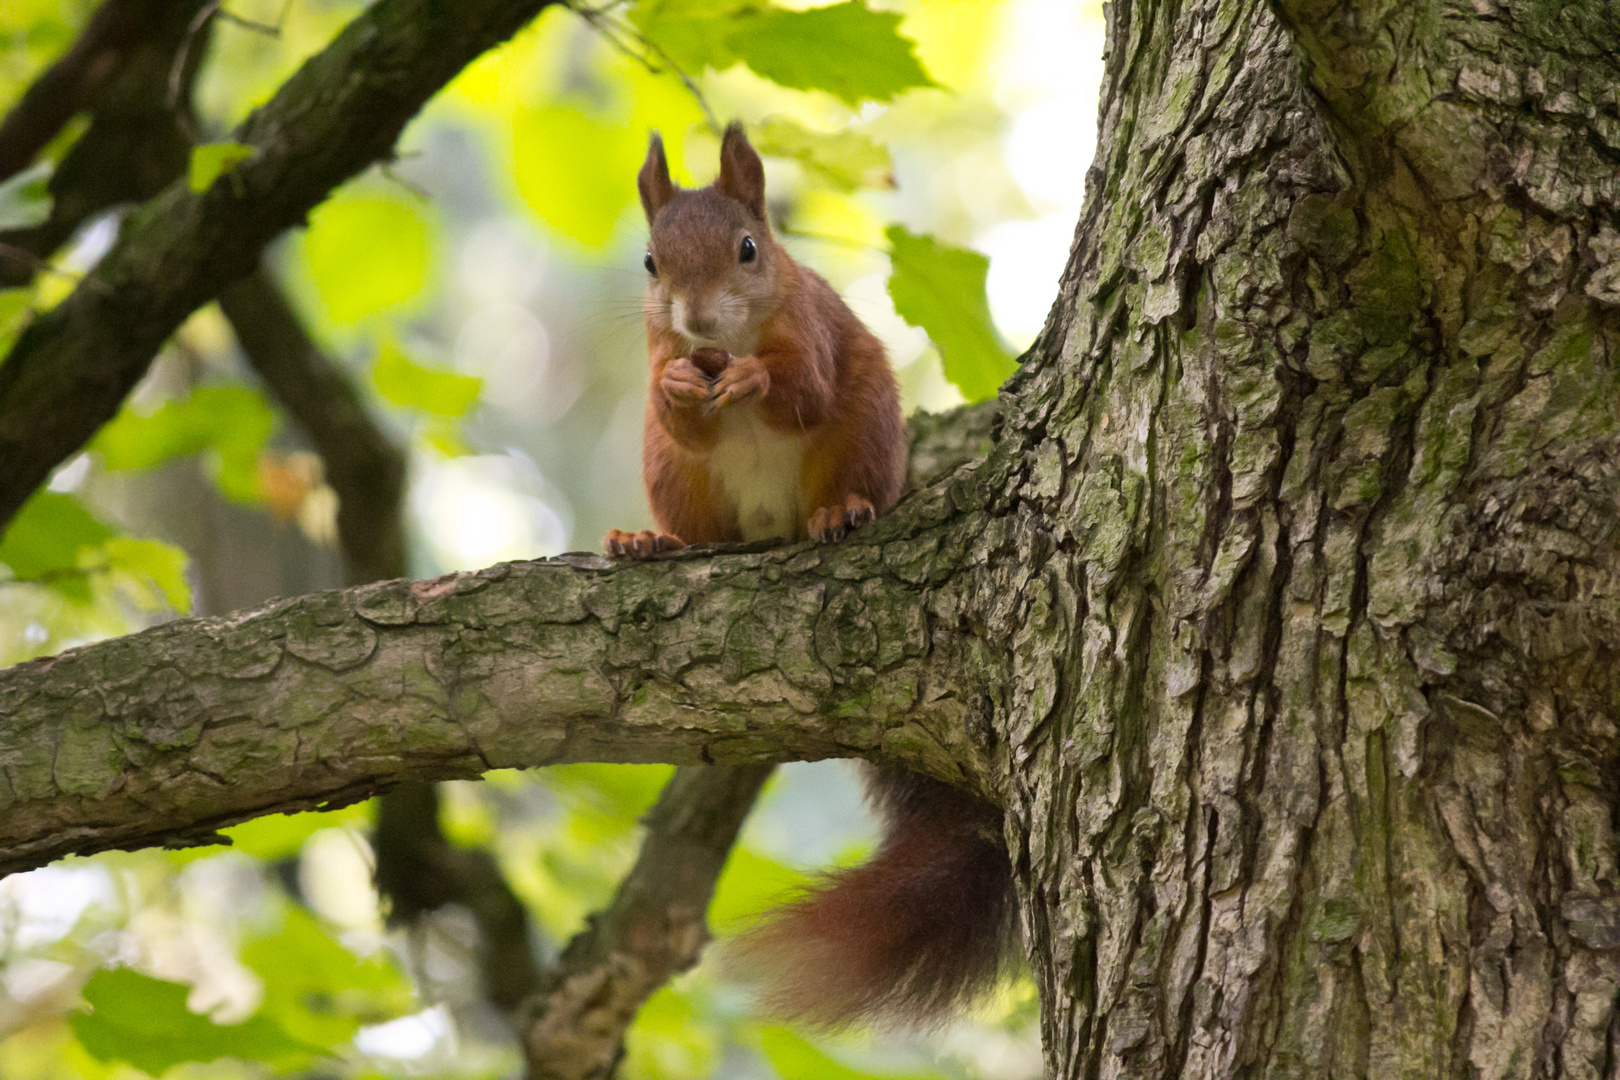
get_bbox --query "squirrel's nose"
[684,310,718,337]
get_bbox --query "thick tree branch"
[0,473,993,878]
[521,764,772,1079]
[0,0,562,528]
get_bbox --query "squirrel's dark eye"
[644,251,657,276]
[739,236,757,264]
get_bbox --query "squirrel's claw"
[604,528,687,558]
[809,495,876,543]
[661,357,715,407]
[708,355,770,411]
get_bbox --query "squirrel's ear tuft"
[716,122,767,223]
[639,133,676,223]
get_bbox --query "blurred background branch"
[0,0,210,285]
[523,764,772,1079]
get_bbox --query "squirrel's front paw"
[605,529,687,558]
[660,357,714,408]
[709,355,770,410]
[808,495,876,543]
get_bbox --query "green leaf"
[630,0,934,106]
[727,2,936,106]
[242,905,412,1050]
[758,1026,941,1080]
[751,118,893,191]
[626,0,744,73]
[300,191,435,327]
[511,103,646,249]
[0,492,191,612]
[0,491,113,581]
[0,288,31,354]
[0,160,52,230]
[885,226,1016,402]
[100,537,192,614]
[93,385,278,503]
[370,338,483,417]
[187,142,254,192]
[70,968,320,1075]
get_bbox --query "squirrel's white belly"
[709,410,808,542]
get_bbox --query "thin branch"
[0,0,188,182]
[374,781,542,1011]
[566,2,720,135]
[167,3,224,114]
[0,0,212,287]
[0,0,564,530]
[167,0,291,111]
[378,161,432,202]
[521,764,772,1080]
[218,270,407,586]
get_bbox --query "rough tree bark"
[992,0,1620,1076]
[2,0,1618,1077]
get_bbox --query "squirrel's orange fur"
[603,123,903,556]
[605,124,1017,1030]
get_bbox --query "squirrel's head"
[639,123,783,354]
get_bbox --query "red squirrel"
[605,124,1017,1027]
[603,123,905,556]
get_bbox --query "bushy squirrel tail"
[729,767,1019,1028]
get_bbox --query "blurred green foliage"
[70,969,318,1073]
[0,161,52,228]
[0,0,1069,1070]
[92,385,279,504]
[299,190,437,328]
[0,492,190,612]
[752,117,894,191]
[371,339,484,417]
[188,143,256,193]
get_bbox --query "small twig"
[566,2,721,135]
[379,160,430,201]
[218,0,293,36]
[571,0,631,15]
[168,0,291,110]
[168,3,221,110]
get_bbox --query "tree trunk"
[993,0,1620,1076]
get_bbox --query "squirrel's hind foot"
[605,529,687,558]
[809,495,876,543]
